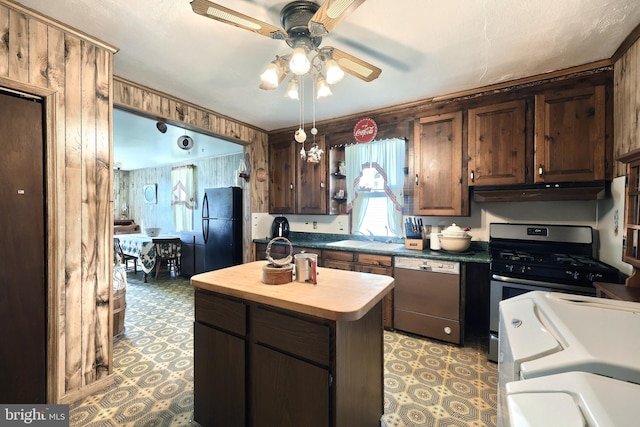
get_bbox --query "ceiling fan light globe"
[324,59,344,84]
[316,76,333,98]
[285,77,300,100]
[259,63,282,89]
[290,47,311,75]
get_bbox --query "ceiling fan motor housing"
[281,1,322,47]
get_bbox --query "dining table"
[116,233,181,282]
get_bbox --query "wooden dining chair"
[153,238,182,279]
[114,237,138,272]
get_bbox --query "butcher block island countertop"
[191,261,394,427]
[191,260,394,321]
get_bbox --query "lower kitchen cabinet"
[193,288,384,427]
[323,249,395,329]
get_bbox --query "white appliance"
[505,371,640,427]
[497,291,640,426]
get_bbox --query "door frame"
[1,76,61,402]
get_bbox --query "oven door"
[487,276,595,362]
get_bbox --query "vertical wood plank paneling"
[2,0,117,402]
[94,46,111,379]
[614,38,640,176]
[0,5,9,76]
[63,33,84,392]
[28,17,47,87]
[80,40,98,386]
[47,23,67,401]
[8,8,27,80]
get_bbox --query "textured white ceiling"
[16,0,640,133]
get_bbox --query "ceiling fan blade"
[190,0,286,39]
[309,0,367,36]
[329,47,381,82]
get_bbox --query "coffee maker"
[271,216,290,239]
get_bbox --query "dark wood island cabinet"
[191,261,394,427]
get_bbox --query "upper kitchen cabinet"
[534,85,606,183]
[414,112,469,216]
[468,100,527,186]
[269,136,327,214]
[297,136,327,214]
[269,139,297,213]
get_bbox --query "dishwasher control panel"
[394,257,460,274]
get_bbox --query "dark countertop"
[253,232,490,264]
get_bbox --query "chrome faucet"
[354,230,375,241]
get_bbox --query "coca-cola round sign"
[353,118,377,143]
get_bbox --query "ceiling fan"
[190,0,382,86]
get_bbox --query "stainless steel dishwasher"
[394,257,461,344]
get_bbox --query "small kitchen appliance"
[294,253,317,284]
[497,291,640,426]
[487,223,623,361]
[271,216,290,239]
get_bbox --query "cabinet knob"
[290,183,294,190]
[444,326,452,335]
[320,181,324,188]
[470,171,474,182]
[415,174,419,186]
[538,165,543,176]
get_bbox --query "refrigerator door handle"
[202,193,209,219]
[202,218,209,244]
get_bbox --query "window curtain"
[345,138,405,235]
[171,165,196,232]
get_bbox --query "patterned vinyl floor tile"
[70,271,497,427]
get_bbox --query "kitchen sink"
[326,240,404,251]
[326,240,372,248]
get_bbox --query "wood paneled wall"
[113,77,269,262]
[614,36,640,176]
[119,153,243,234]
[0,0,116,402]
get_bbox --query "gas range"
[486,223,624,362]
[489,223,622,287]
[490,248,621,287]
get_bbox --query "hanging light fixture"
[285,76,300,100]
[289,44,311,75]
[315,74,332,99]
[259,56,288,90]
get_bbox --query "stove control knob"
[506,264,514,273]
[519,266,527,274]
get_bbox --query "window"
[345,138,405,237]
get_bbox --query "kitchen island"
[191,261,394,427]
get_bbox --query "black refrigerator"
[180,187,243,276]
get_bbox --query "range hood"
[472,181,607,203]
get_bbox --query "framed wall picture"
[143,184,157,204]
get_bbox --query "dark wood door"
[297,135,327,214]
[534,85,606,183]
[0,90,46,403]
[468,100,527,186]
[269,139,296,213]
[251,344,329,427]
[414,111,468,216]
[193,322,246,427]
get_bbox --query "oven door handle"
[491,274,595,293]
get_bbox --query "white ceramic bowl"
[441,223,469,237]
[439,235,471,252]
[145,227,161,237]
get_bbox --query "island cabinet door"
[250,344,330,427]
[193,322,246,427]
